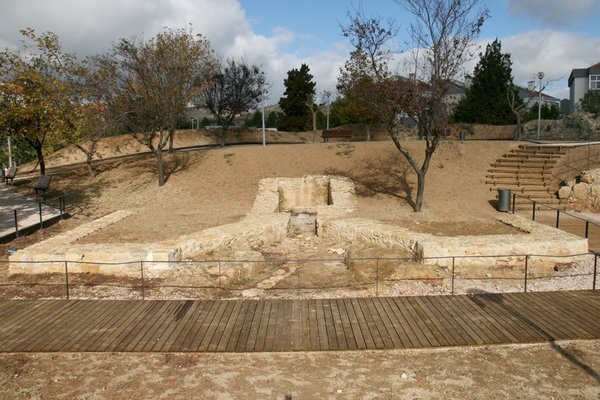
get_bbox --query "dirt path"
[2,340,599,399]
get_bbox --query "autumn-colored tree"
[0,29,83,175]
[91,26,216,185]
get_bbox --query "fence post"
[13,210,19,237]
[585,221,590,239]
[218,260,222,290]
[594,253,597,291]
[532,201,537,221]
[38,202,43,229]
[375,258,379,297]
[524,255,529,293]
[451,257,455,295]
[556,209,561,229]
[140,261,145,300]
[64,261,70,300]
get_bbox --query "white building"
[568,62,600,112]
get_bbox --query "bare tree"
[342,1,488,211]
[507,85,527,140]
[195,59,265,147]
[92,26,215,186]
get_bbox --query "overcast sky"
[1,0,599,102]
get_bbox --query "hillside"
[13,134,519,245]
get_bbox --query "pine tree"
[278,64,316,131]
[454,39,519,125]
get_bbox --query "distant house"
[568,62,600,112]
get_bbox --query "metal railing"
[1,252,597,300]
[512,192,600,251]
[2,193,66,239]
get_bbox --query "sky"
[0,0,599,102]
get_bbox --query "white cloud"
[0,0,347,102]
[506,0,596,26]
[501,31,600,99]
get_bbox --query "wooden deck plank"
[155,300,204,352]
[263,300,280,352]
[396,297,442,347]
[168,301,213,352]
[1,291,600,354]
[421,296,475,346]
[3,301,80,350]
[349,298,376,349]
[308,299,321,351]
[321,299,338,350]
[35,300,110,352]
[335,299,357,350]
[200,300,239,352]
[505,292,594,340]
[363,298,394,349]
[225,300,251,352]
[67,300,135,352]
[314,299,330,351]
[381,297,423,348]
[329,299,348,350]
[88,301,150,352]
[234,300,258,352]
[356,298,386,349]
[188,300,227,352]
[435,296,488,345]
[342,298,366,350]
[251,300,272,352]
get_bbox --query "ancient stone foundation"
[8,175,589,277]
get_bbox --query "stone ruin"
[8,175,589,278]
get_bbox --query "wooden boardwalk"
[0,291,599,353]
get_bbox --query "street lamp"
[536,71,544,141]
[258,73,267,147]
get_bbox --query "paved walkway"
[0,184,62,241]
[0,291,599,353]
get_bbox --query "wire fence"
[1,252,597,300]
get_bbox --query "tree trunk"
[35,145,46,176]
[414,170,426,212]
[365,124,372,141]
[156,148,165,186]
[168,128,175,153]
[514,113,523,140]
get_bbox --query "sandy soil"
[5,131,598,399]
[1,340,599,399]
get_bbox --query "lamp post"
[536,71,544,141]
[261,87,266,147]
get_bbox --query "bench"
[321,129,353,142]
[33,175,52,194]
[3,166,16,184]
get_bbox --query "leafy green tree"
[196,58,265,146]
[266,111,277,128]
[244,110,262,127]
[0,29,83,175]
[524,102,561,121]
[278,64,316,131]
[454,39,519,125]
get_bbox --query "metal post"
[13,209,19,237]
[38,202,43,229]
[64,261,70,300]
[375,258,379,297]
[140,261,145,300]
[524,255,529,293]
[594,253,597,291]
[556,209,560,229]
[261,91,266,147]
[451,257,455,295]
[585,221,590,239]
[532,201,537,221]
